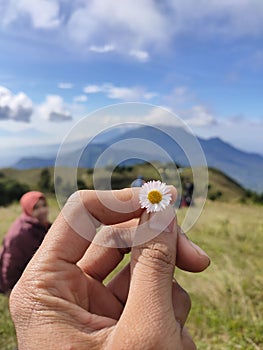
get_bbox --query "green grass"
[177,201,263,349]
[1,197,262,349]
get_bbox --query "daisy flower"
[139,180,172,213]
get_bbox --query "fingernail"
[179,227,210,259]
[190,241,210,259]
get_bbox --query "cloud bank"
[0,86,74,124]
[1,0,262,59]
[37,95,72,122]
[0,86,33,122]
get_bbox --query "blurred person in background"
[131,175,146,187]
[0,191,51,294]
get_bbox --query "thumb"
[119,206,178,335]
[131,205,177,292]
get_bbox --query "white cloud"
[184,105,217,127]
[1,1,263,58]
[84,85,104,94]
[138,99,217,131]
[89,44,115,53]
[73,95,88,103]
[2,0,61,29]
[142,106,181,126]
[48,111,71,122]
[58,82,74,89]
[144,92,158,100]
[194,117,263,155]
[161,86,217,128]
[105,85,142,101]
[105,84,157,101]
[37,95,72,122]
[66,0,169,51]
[164,86,195,107]
[142,105,263,155]
[129,49,149,62]
[83,83,157,101]
[0,86,33,122]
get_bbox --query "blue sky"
[0,0,263,166]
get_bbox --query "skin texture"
[9,188,210,350]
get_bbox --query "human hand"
[10,188,210,350]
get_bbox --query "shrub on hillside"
[38,168,52,192]
[242,189,263,205]
[0,177,30,206]
[209,191,223,201]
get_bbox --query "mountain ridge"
[8,124,263,192]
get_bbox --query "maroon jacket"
[0,214,50,294]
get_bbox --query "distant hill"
[199,167,246,202]
[198,137,263,194]
[14,157,55,169]
[0,165,247,204]
[10,124,263,192]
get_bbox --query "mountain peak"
[7,124,263,193]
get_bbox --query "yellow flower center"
[147,190,163,204]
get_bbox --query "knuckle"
[139,241,174,270]
[66,190,82,204]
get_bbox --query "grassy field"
[177,202,263,349]
[0,196,262,349]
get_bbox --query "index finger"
[39,186,177,264]
[39,188,144,264]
